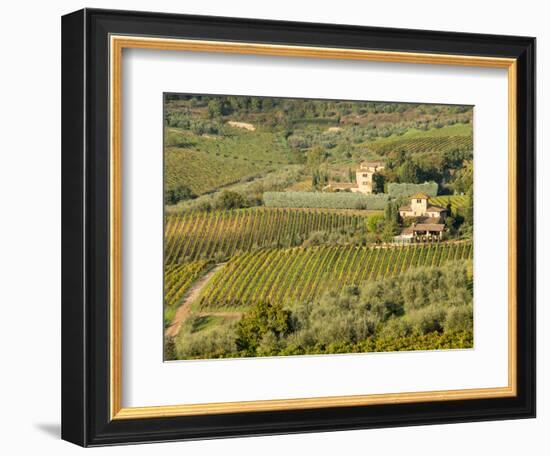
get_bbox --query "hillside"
[164,95,474,206]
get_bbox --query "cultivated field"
[165,127,294,196]
[196,242,473,311]
[162,95,475,360]
[164,207,372,263]
[369,135,473,156]
[429,195,469,212]
[164,261,211,324]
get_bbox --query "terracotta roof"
[426,205,446,212]
[409,192,430,200]
[412,223,445,232]
[417,216,442,224]
[399,205,412,212]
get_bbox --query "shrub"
[215,190,246,210]
[407,305,447,335]
[236,301,292,355]
[378,318,413,339]
[445,305,473,333]
[164,185,196,205]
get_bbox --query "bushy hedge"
[263,191,389,210]
[387,182,438,199]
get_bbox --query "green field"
[165,147,267,196]
[368,123,472,145]
[165,127,294,196]
[369,135,472,157]
[165,207,371,263]
[196,242,473,311]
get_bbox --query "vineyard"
[367,122,472,145]
[369,135,472,156]
[165,208,370,263]
[196,242,473,311]
[165,127,295,196]
[286,179,312,191]
[163,95,476,359]
[429,195,469,213]
[164,261,211,324]
[165,147,267,196]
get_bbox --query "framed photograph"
[61,8,535,446]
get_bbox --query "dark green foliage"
[311,169,329,190]
[399,161,421,183]
[372,172,385,193]
[384,201,400,225]
[207,99,224,118]
[451,159,473,194]
[381,201,400,241]
[164,185,196,205]
[215,190,246,210]
[236,301,292,355]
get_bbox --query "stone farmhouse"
[399,192,446,218]
[323,161,385,195]
[396,192,447,242]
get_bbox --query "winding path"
[165,263,225,338]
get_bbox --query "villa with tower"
[323,161,385,194]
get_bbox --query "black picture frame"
[62,8,536,447]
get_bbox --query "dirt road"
[165,263,225,338]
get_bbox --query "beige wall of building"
[355,162,384,195]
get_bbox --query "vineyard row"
[197,242,473,310]
[165,208,369,263]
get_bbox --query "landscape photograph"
[163,94,474,361]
